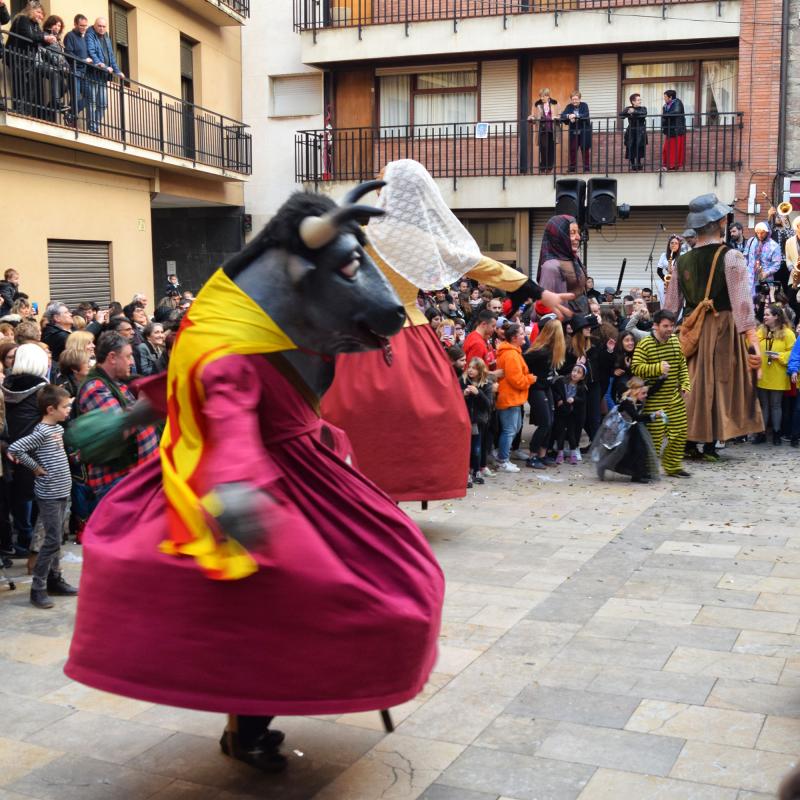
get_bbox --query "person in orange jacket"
[495,323,535,472]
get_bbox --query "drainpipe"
[776,0,791,198]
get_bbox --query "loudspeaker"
[587,178,618,226]
[555,179,586,225]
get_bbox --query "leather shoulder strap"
[703,246,726,302]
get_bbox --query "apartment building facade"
[0,0,249,310]
[246,0,783,288]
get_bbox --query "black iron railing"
[295,113,743,183]
[219,0,250,17]
[0,30,251,175]
[294,0,707,31]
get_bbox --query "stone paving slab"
[2,440,800,798]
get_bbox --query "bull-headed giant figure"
[65,183,445,772]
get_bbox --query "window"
[180,37,196,158]
[621,58,737,125]
[270,74,322,117]
[459,215,518,268]
[379,68,478,135]
[108,1,130,77]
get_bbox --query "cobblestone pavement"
[1,440,800,799]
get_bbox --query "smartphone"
[31,302,38,315]
[442,325,454,337]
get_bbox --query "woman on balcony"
[661,89,687,171]
[41,16,70,124]
[620,93,648,171]
[529,88,558,174]
[8,1,56,119]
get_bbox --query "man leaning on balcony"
[64,14,92,126]
[85,17,123,134]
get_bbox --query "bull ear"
[343,180,386,205]
[286,254,316,287]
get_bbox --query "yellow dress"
[758,327,796,391]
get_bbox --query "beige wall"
[47,1,242,120]
[0,152,154,312]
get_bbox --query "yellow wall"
[45,1,242,120]
[0,152,154,312]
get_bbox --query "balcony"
[176,0,250,25]
[295,0,739,64]
[0,32,251,178]
[295,113,742,206]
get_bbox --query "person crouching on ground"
[552,362,587,464]
[593,376,665,484]
[460,357,494,486]
[495,323,535,473]
[8,385,77,609]
[631,309,691,477]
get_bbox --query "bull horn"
[343,180,386,205]
[299,215,338,250]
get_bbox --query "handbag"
[678,245,725,359]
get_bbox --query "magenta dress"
[65,354,444,716]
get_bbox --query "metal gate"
[47,240,112,309]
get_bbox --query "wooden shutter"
[578,54,619,131]
[47,241,112,309]
[180,40,194,80]
[271,74,322,117]
[480,60,518,129]
[110,2,129,46]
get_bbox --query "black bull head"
[223,181,406,362]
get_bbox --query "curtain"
[624,81,695,127]
[379,75,410,137]
[413,93,477,131]
[701,60,737,124]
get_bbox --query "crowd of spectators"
[0,267,193,608]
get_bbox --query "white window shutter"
[480,60,518,131]
[578,54,620,131]
[271,74,322,118]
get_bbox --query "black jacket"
[661,99,687,137]
[552,376,587,416]
[0,280,18,315]
[524,347,554,390]
[42,323,70,361]
[459,376,494,426]
[9,14,45,53]
[2,373,48,441]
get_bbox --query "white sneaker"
[496,460,520,473]
[511,449,529,461]
[481,466,495,477]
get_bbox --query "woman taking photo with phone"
[756,304,796,445]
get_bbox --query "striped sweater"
[8,422,72,500]
[631,333,691,400]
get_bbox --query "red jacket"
[464,330,495,368]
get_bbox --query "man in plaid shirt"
[77,331,159,499]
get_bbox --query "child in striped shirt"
[9,385,78,609]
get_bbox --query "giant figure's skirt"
[65,354,444,716]
[321,324,470,502]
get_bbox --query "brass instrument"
[778,201,793,229]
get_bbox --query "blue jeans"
[86,80,108,132]
[497,406,522,462]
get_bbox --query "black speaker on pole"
[587,178,618,226]
[555,178,586,225]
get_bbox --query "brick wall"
[736,0,783,215]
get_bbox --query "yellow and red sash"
[158,268,297,580]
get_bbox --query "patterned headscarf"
[537,214,585,294]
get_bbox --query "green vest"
[676,243,731,315]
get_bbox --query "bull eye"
[339,250,361,281]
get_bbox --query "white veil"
[367,159,482,290]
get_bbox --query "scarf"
[538,214,586,294]
[158,268,297,581]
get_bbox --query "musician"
[768,205,794,289]
[620,93,647,171]
[656,234,682,304]
[787,215,800,292]
[745,222,782,297]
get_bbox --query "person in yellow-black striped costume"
[631,309,692,477]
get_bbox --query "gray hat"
[682,228,697,239]
[686,193,732,230]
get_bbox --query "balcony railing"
[220,0,250,16]
[294,0,708,31]
[295,113,743,184]
[0,30,251,175]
